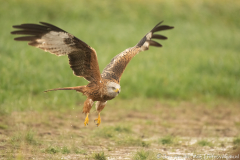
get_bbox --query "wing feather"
[14,36,40,41]
[11,22,101,82]
[147,40,162,47]
[136,21,174,49]
[151,25,174,33]
[102,21,174,83]
[101,47,141,83]
[152,34,167,40]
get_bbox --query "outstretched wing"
[101,21,174,83]
[11,22,101,82]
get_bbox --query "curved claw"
[94,113,101,127]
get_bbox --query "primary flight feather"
[11,21,174,126]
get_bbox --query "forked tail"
[44,86,85,93]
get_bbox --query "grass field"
[0,0,240,159]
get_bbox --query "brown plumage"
[11,21,174,126]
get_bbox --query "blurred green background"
[0,0,239,113]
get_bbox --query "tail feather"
[44,86,85,93]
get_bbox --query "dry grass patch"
[0,99,239,159]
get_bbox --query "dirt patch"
[0,100,240,159]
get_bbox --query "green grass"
[0,0,240,113]
[61,146,71,154]
[74,148,87,155]
[116,136,145,146]
[92,151,107,160]
[133,150,150,160]
[94,125,132,138]
[159,135,177,145]
[10,131,39,146]
[45,147,60,154]
[0,123,8,129]
[133,150,157,160]
[0,100,239,159]
[94,125,150,147]
[25,130,38,145]
[197,140,213,147]
[233,137,240,146]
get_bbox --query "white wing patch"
[140,41,150,51]
[145,32,152,40]
[35,31,78,56]
[139,32,152,52]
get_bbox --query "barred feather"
[136,21,174,50]
[102,21,174,82]
[11,22,101,82]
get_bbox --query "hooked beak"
[114,88,120,93]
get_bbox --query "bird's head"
[106,81,121,98]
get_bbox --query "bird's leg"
[84,113,89,126]
[94,101,107,127]
[94,112,101,127]
[82,98,94,126]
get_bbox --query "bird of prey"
[11,21,174,126]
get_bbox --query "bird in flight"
[11,21,174,126]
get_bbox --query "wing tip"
[39,22,49,25]
[10,31,17,35]
[148,40,162,47]
[136,21,173,49]
[12,24,23,29]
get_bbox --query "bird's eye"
[112,87,115,90]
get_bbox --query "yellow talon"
[94,113,101,127]
[84,113,89,126]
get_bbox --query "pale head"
[106,81,121,98]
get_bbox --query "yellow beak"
[114,88,119,93]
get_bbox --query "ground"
[0,99,240,159]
